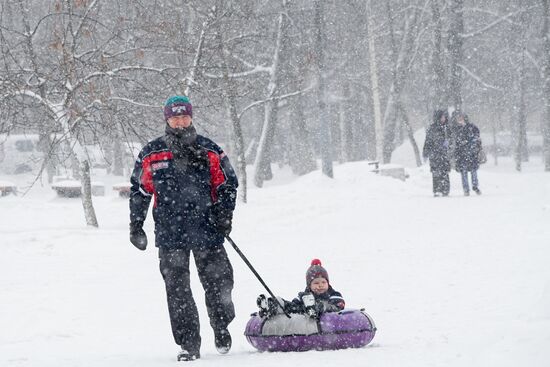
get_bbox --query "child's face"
[310,277,329,295]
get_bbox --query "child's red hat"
[305,259,329,287]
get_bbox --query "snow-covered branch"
[458,63,502,91]
[2,89,46,107]
[73,0,100,42]
[464,7,523,26]
[107,97,159,109]
[69,65,176,95]
[237,86,312,120]
[525,50,543,79]
[184,7,215,97]
[204,63,272,79]
[460,8,530,39]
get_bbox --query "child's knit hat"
[306,259,329,287]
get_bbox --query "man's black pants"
[159,246,235,352]
[432,170,450,195]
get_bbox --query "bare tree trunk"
[382,9,417,163]
[80,160,98,227]
[226,100,247,203]
[493,108,500,166]
[289,91,317,175]
[254,99,278,186]
[398,103,422,167]
[340,82,354,162]
[515,50,528,171]
[312,0,333,177]
[254,1,290,186]
[542,0,550,171]
[448,0,465,111]
[366,0,383,162]
[337,102,345,163]
[382,0,399,164]
[362,87,377,161]
[350,86,367,161]
[431,0,447,110]
[183,7,212,96]
[329,103,340,163]
[514,7,529,172]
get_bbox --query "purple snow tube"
[245,309,376,352]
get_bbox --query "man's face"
[440,114,447,124]
[310,277,329,295]
[167,115,192,129]
[457,116,465,125]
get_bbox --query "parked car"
[0,134,144,176]
[0,134,43,174]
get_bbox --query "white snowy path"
[1,159,549,367]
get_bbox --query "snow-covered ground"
[1,156,549,367]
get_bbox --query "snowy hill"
[1,158,549,367]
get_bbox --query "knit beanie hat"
[305,259,329,287]
[164,95,193,120]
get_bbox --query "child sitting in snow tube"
[259,258,346,318]
[245,259,376,352]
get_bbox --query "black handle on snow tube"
[225,235,291,318]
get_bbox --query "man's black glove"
[210,206,233,236]
[129,221,147,251]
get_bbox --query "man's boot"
[214,328,232,354]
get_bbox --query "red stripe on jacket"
[141,152,173,207]
[208,151,226,202]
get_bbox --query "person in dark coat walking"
[453,112,482,196]
[129,95,239,361]
[423,110,452,196]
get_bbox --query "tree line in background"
[1,0,550,218]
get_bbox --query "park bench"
[368,161,409,181]
[112,182,131,198]
[51,180,105,198]
[0,181,17,196]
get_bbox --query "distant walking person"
[423,110,452,197]
[129,95,239,361]
[453,112,482,196]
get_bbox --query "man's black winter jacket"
[129,135,238,249]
